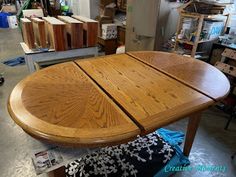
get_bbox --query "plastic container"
[0,12,11,28]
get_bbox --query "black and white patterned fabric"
[65,132,176,177]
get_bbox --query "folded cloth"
[156,128,185,146]
[154,128,190,177]
[3,56,25,66]
[65,128,191,177]
[66,132,177,177]
[156,128,190,165]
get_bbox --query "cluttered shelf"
[198,38,217,44]
[177,38,218,45]
[174,0,230,58]
[198,0,234,6]
[97,0,126,54]
[176,39,194,45]
[180,12,230,19]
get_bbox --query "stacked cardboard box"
[98,0,116,36]
[102,24,117,39]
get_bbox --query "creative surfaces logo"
[164,165,227,173]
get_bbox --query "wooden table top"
[128,51,230,101]
[8,52,230,147]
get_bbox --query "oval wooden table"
[8,51,230,176]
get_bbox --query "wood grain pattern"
[48,166,65,177]
[72,15,98,47]
[58,16,83,49]
[42,17,68,51]
[32,18,47,48]
[76,54,214,134]
[8,62,140,147]
[128,51,230,101]
[97,36,117,55]
[8,52,230,148]
[21,18,35,49]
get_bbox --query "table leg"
[48,166,66,177]
[25,55,35,73]
[183,112,201,156]
[94,46,99,57]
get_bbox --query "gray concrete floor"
[0,28,236,177]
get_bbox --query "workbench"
[20,42,98,73]
[8,51,230,176]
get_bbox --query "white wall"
[79,0,91,18]
[71,0,80,15]
[90,0,99,19]
[71,0,99,19]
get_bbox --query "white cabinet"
[125,0,182,51]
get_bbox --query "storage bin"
[7,15,18,29]
[0,12,11,28]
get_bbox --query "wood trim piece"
[191,15,204,57]
[72,15,98,47]
[21,18,35,49]
[32,18,47,48]
[42,17,68,51]
[58,16,83,49]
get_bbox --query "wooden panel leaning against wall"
[72,15,98,47]
[21,18,35,49]
[58,16,83,49]
[42,17,68,51]
[31,18,47,48]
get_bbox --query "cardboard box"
[96,16,113,36]
[102,24,117,39]
[2,5,17,13]
[22,9,44,18]
[100,0,116,6]
[104,7,116,19]
[100,7,116,19]
[7,15,18,29]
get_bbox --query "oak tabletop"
[128,51,230,101]
[8,52,230,147]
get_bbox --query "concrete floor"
[0,28,236,177]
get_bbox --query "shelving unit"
[174,12,230,58]
[117,0,127,12]
[97,0,126,54]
